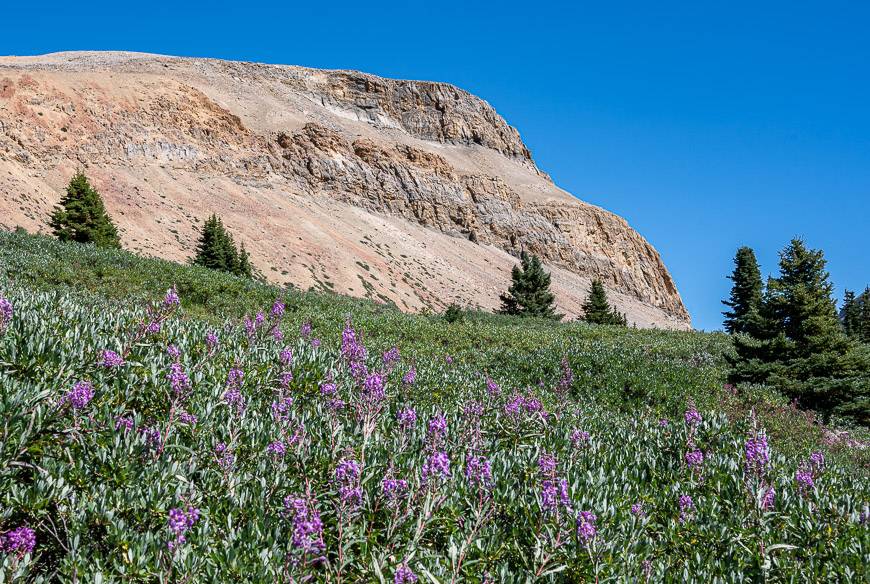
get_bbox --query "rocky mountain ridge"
[0,51,690,328]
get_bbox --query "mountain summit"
[0,51,689,328]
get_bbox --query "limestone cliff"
[0,51,690,328]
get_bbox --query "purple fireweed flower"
[397,407,417,429]
[100,349,125,368]
[243,316,256,337]
[556,358,574,395]
[538,453,557,477]
[524,397,543,414]
[576,511,597,544]
[335,459,361,483]
[485,377,501,396]
[744,432,770,474]
[382,478,409,502]
[215,442,234,471]
[145,321,161,335]
[631,502,645,517]
[62,380,94,410]
[272,397,294,421]
[279,371,293,389]
[166,344,181,359]
[335,459,363,507]
[255,312,265,327]
[422,451,451,483]
[115,416,134,432]
[311,338,321,349]
[267,440,287,457]
[167,506,199,550]
[300,321,312,338]
[505,393,525,417]
[320,378,337,396]
[279,348,293,366]
[223,372,246,414]
[541,479,570,512]
[0,296,13,333]
[273,328,284,342]
[363,372,386,401]
[271,300,286,318]
[445,355,453,364]
[570,429,591,447]
[428,413,447,440]
[463,400,484,418]
[179,411,197,425]
[328,398,345,411]
[685,449,704,469]
[394,564,418,584]
[341,321,368,365]
[383,346,401,367]
[284,496,324,555]
[402,367,416,385]
[678,495,695,522]
[167,362,191,396]
[684,405,702,426]
[226,367,244,390]
[465,455,493,488]
[761,486,776,510]
[163,287,180,307]
[0,525,35,555]
[139,426,161,447]
[796,468,815,493]
[809,451,825,471]
[659,419,669,427]
[205,331,218,350]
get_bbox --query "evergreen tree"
[841,290,861,339]
[859,287,870,344]
[580,279,627,325]
[498,252,561,320]
[193,214,252,278]
[722,246,762,335]
[729,239,869,422]
[49,172,121,248]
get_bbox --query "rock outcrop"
[0,51,690,328]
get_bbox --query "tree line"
[722,241,869,425]
[47,172,253,278]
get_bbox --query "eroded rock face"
[0,51,690,328]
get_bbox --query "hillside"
[1,231,867,582]
[0,51,689,328]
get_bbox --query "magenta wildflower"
[0,296,13,333]
[139,426,161,447]
[284,496,324,555]
[363,372,386,401]
[0,525,35,555]
[271,397,294,421]
[382,477,409,502]
[115,416,134,432]
[167,362,191,396]
[576,511,598,544]
[267,440,287,458]
[570,429,590,447]
[62,380,94,410]
[684,405,702,426]
[685,449,704,469]
[422,451,451,483]
[166,344,181,359]
[809,451,825,471]
[427,413,447,440]
[540,479,570,512]
[761,486,776,510]
[383,346,401,367]
[659,419,669,427]
[463,400,484,418]
[271,300,286,318]
[279,347,293,366]
[394,563,418,584]
[744,432,770,474]
[485,377,501,396]
[320,378,337,396]
[796,468,815,493]
[145,321,161,335]
[167,506,199,550]
[215,442,234,470]
[631,502,645,517]
[163,286,180,307]
[273,328,284,342]
[556,358,574,395]
[538,453,557,477]
[397,407,417,429]
[179,411,197,425]
[335,459,363,507]
[205,331,218,350]
[465,455,493,488]
[678,495,695,522]
[100,349,125,368]
[300,321,312,338]
[402,367,416,385]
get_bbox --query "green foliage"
[842,288,870,343]
[729,239,870,424]
[442,303,464,324]
[579,279,627,326]
[498,252,562,320]
[722,246,763,335]
[192,214,252,278]
[48,172,121,248]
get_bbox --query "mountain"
[0,51,689,328]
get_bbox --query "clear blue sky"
[4,1,868,329]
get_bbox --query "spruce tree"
[49,172,121,248]
[722,246,762,335]
[193,214,252,278]
[498,252,561,319]
[580,279,627,325]
[841,290,861,338]
[859,287,870,343]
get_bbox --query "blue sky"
[4,1,868,329]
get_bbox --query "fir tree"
[193,214,252,278]
[729,239,868,422]
[722,246,762,335]
[841,290,861,339]
[498,252,561,320]
[49,172,121,248]
[859,288,870,343]
[580,279,627,325]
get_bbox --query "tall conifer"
[49,172,121,248]
[498,252,561,319]
[722,246,762,335]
